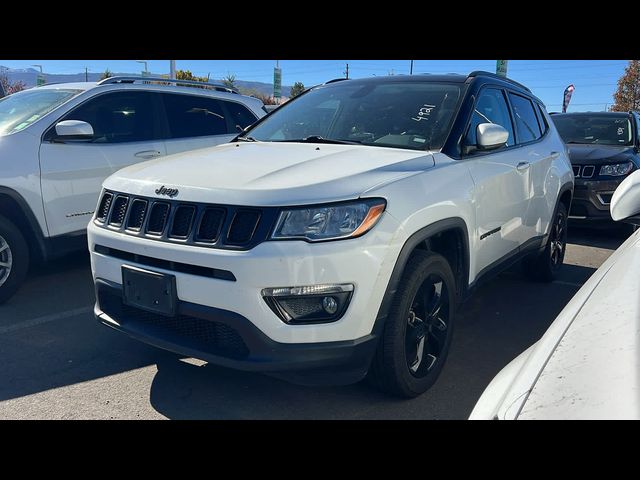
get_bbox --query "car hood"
[103,142,435,206]
[517,233,640,419]
[567,144,638,166]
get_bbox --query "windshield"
[552,114,634,146]
[0,88,82,136]
[247,81,462,151]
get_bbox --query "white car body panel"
[40,139,168,236]
[103,142,437,206]
[470,230,640,419]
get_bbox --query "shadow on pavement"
[148,263,595,419]
[567,224,629,250]
[0,313,178,403]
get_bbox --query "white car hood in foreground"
[103,142,435,206]
[471,231,640,419]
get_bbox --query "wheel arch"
[372,217,470,337]
[0,187,48,263]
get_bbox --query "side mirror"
[54,120,94,140]
[477,123,509,150]
[611,170,640,225]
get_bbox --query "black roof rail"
[97,76,239,94]
[468,70,532,93]
[323,78,349,85]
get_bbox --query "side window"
[223,101,258,130]
[508,93,542,143]
[161,93,228,139]
[64,91,156,143]
[465,88,515,147]
[534,103,548,135]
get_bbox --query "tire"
[0,215,29,305]
[368,250,457,398]
[523,202,568,282]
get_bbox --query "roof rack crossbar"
[97,76,239,94]
[468,71,532,93]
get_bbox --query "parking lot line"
[0,306,93,335]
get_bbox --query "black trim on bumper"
[94,279,378,386]
[570,178,623,222]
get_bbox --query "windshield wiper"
[235,135,258,142]
[277,135,362,145]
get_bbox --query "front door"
[39,91,166,236]
[464,87,531,274]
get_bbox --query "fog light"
[322,296,338,314]
[261,283,354,324]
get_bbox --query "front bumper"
[569,178,623,223]
[95,279,378,385]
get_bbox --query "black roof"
[318,71,539,102]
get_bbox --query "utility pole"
[410,60,414,75]
[85,67,89,82]
[273,60,282,105]
[136,60,149,76]
[32,64,45,86]
[170,60,176,80]
[344,63,349,79]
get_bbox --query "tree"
[240,88,278,105]
[290,81,305,98]
[611,60,640,112]
[176,69,208,83]
[222,73,237,90]
[0,70,26,95]
[100,68,113,80]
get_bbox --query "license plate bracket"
[122,266,177,317]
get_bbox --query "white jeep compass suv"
[0,76,265,303]
[88,72,573,397]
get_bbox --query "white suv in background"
[0,76,265,302]
[88,72,573,397]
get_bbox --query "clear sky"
[0,59,628,112]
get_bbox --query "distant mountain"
[0,66,291,97]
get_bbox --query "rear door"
[160,93,258,155]
[507,92,557,239]
[39,90,166,236]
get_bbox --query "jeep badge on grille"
[155,186,179,198]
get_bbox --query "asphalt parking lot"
[0,226,629,419]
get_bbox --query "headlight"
[600,162,633,177]
[271,199,386,241]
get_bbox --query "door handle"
[134,150,162,159]
[516,161,530,172]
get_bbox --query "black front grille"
[96,192,113,222]
[581,165,595,178]
[109,196,129,226]
[227,210,261,245]
[94,190,277,250]
[98,289,249,360]
[126,199,148,230]
[147,203,170,235]
[170,206,195,238]
[197,208,225,243]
